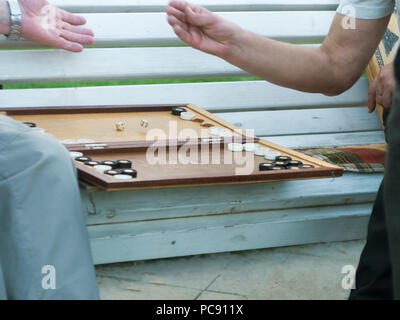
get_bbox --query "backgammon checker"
[1,104,342,190]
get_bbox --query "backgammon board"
[2,104,343,190]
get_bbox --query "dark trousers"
[349,184,393,299]
[383,82,400,299]
[350,56,400,299]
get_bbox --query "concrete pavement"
[95,240,365,300]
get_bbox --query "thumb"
[185,4,216,27]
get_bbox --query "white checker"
[70,152,83,159]
[93,165,112,173]
[30,127,45,133]
[243,143,259,152]
[180,112,196,121]
[209,126,225,136]
[253,146,269,156]
[62,139,78,145]
[114,174,134,180]
[228,143,244,152]
[265,151,281,160]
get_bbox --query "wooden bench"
[0,0,384,264]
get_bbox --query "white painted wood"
[0,79,368,111]
[0,47,247,83]
[88,202,370,264]
[0,11,335,48]
[219,107,382,136]
[82,173,382,225]
[262,131,386,149]
[49,0,340,13]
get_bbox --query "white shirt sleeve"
[337,0,394,19]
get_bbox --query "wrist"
[0,0,11,35]
[221,27,249,62]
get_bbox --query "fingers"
[167,3,192,44]
[185,3,215,27]
[58,11,94,49]
[167,15,189,33]
[172,23,193,46]
[60,29,94,46]
[168,0,189,12]
[368,64,396,112]
[54,36,84,52]
[168,1,216,28]
[60,9,87,26]
[368,78,378,113]
[166,5,187,23]
[62,22,94,37]
[376,89,393,110]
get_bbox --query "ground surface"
[95,240,365,300]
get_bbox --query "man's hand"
[19,0,94,52]
[368,62,396,113]
[166,0,242,58]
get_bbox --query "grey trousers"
[0,115,99,299]
[384,85,400,299]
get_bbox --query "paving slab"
[97,275,201,300]
[96,240,366,300]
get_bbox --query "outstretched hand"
[166,0,243,58]
[19,0,94,52]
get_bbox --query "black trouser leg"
[384,81,400,299]
[349,183,393,300]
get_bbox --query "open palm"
[19,0,94,52]
[166,1,242,58]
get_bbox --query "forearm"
[0,0,10,35]
[223,14,389,96]
[224,31,339,95]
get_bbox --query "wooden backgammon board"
[2,104,343,191]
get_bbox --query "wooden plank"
[88,202,370,264]
[49,0,340,13]
[0,11,335,48]
[0,47,246,83]
[262,131,386,149]
[218,107,382,136]
[0,79,369,111]
[82,173,382,225]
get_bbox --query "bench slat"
[49,0,340,13]
[82,173,382,225]
[0,47,246,83]
[219,107,382,136]
[0,11,335,48]
[88,202,371,264]
[263,131,386,149]
[0,80,368,111]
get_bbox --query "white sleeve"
[337,0,394,19]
